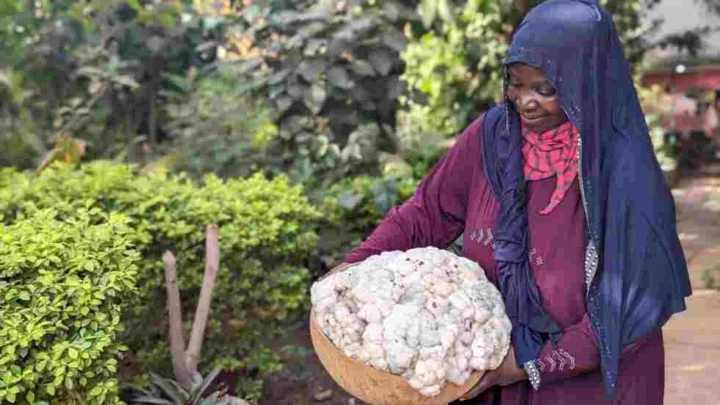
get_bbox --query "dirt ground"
[664,164,720,405]
[261,165,720,405]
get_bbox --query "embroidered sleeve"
[344,117,485,263]
[535,315,598,383]
[536,314,659,384]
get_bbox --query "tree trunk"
[163,251,193,388]
[185,224,220,376]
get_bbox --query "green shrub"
[162,67,279,179]
[398,0,507,143]
[231,1,416,187]
[0,162,320,398]
[0,208,140,404]
[312,175,419,274]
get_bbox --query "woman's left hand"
[460,347,528,401]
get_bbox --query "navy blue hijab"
[480,0,692,397]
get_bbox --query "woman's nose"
[518,92,539,111]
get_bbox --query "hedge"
[0,208,139,404]
[0,162,320,398]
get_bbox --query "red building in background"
[642,64,720,137]
[644,64,720,93]
[642,64,720,166]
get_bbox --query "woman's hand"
[318,262,354,281]
[460,347,528,401]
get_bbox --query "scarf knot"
[522,121,580,214]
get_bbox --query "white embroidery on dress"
[559,348,576,370]
[483,229,494,246]
[541,349,576,374]
[545,354,557,372]
[528,248,545,266]
[470,229,484,243]
[553,350,567,371]
[469,228,495,248]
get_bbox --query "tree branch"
[185,224,220,375]
[163,251,192,388]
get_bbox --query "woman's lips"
[520,114,546,127]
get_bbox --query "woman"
[339,0,692,403]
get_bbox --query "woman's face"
[506,63,568,133]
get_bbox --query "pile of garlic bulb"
[310,247,512,397]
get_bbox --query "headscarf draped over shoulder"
[481,0,691,397]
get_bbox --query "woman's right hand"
[319,262,354,281]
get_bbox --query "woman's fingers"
[459,372,495,401]
[318,262,353,281]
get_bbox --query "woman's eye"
[537,86,556,97]
[508,81,521,88]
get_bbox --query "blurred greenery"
[0,0,225,168]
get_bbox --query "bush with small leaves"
[0,208,140,404]
[0,162,320,398]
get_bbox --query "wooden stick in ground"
[185,224,220,376]
[162,251,192,388]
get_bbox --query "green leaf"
[437,0,455,24]
[297,59,325,81]
[192,367,223,400]
[381,31,408,53]
[368,48,395,76]
[237,58,263,74]
[268,68,291,85]
[303,83,327,114]
[326,66,353,89]
[275,96,294,114]
[349,59,376,77]
[157,7,177,28]
[132,396,174,405]
[337,192,364,210]
[149,373,182,403]
[128,0,142,11]
[418,0,437,28]
[111,75,140,89]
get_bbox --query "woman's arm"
[534,315,599,381]
[344,116,485,263]
[533,314,658,384]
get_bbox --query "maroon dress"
[345,116,664,404]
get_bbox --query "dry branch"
[162,251,192,388]
[186,224,220,374]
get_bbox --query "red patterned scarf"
[522,121,580,214]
